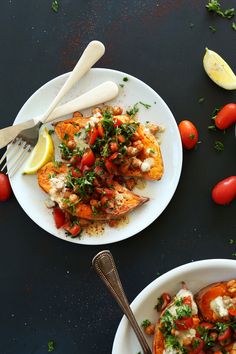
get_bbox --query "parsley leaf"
[206,0,235,19]
[126,103,139,117]
[51,0,59,13]
[209,25,216,32]
[48,340,55,352]
[141,319,151,329]
[139,101,151,109]
[214,140,224,152]
[232,22,236,30]
[123,77,128,82]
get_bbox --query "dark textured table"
[0,1,235,353]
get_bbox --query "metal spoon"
[92,250,152,354]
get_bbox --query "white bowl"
[112,259,236,354]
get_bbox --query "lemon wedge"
[23,128,54,174]
[203,48,236,90]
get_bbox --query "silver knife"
[0,81,119,149]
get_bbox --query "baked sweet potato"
[195,280,236,322]
[37,162,149,221]
[54,114,164,181]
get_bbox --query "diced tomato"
[103,188,114,198]
[105,159,118,174]
[118,135,125,143]
[110,142,118,152]
[69,155,81,166]
[175,317,193,331]
[63,222,81,237]
[228,307,236,316]
[190,339,204,354]
[53,208,66,229]
[100,196,108,206]
[213,351,223,354]
[94,165,104,177]
[218,327,231,342]
[109,152,119,160]
[199,322,214,330]
[106,175,114,185]
[113,117,122,127]
[183,296,192,307]
[71,167,82,178]
[81,149,95,167]
[89,127,99,145]
[97,123,104,138]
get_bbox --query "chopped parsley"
[155,296,164,311]
[139,101,151,109]
[209,25,216,32]
[119,83,124,88]
[141,319,151,329]
[229,239,234,244]
[198,97,205,103]
[66,170,95,197]
[165,335,183,352]
[48,340,55,352]
[214,140,224,152]
[215,322,228,333]
[126,103,139,117]
[160,309,173,332]
[51,0,59,13]
[232,22,236,30]
[176,304,192,319]
[208,125,217,131]
[123,77,128,82]
[53,161,62,168]
[175,298,184,306]
[49,173,56,179]
[206,1,235,19]
[48,129,54,135]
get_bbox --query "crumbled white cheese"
[44,198,56,208]
[74,128,89,150]
[50,174,66,191]
[141,158,154,172]
[158,124,165,133]
[210,296,229,317]
[92,112,102,119]
[163,347,179,354]
[175,328,196,345]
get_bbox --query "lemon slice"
[203,48,236,90]
[23,128,54,174]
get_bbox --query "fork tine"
[7,142,31,177]
[8,144,32,177]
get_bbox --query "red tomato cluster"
[178,103,235,206]
[53,207,81,237]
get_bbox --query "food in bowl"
[142,280,236,354]
[37,105,164,237]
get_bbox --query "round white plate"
[10,68,182,245]
[112,259,236,354]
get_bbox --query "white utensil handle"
[40,40,105,124]
[45,81,119,122]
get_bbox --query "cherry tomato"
[212,176,236,205]
[71,167,82,178]
[105,159,118,174]
[0,173,12,201]
[63,222,81,237]
[53,207,66,228]
[183,296,192,307]
[190,339,204,354]
[215,103,236,130]
[161,293,172,310]
[109,152,119,161]
[178,120,198,150]
[118,135,125,143]
[218,327,231,342]
[81,149,95,167]
[228,307,236,316]
[175,317,193,331]
[97,123,104,138]
[89,127,99,145]
[198,322,214,330]
[69,155,81,166]
[110,142,118,152]
[113,117,122,127]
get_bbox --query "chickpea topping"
[92,107,102,115]
[182,338,192,346]
[126,146,138,156]
[131,131,141,141]
[90,199,99,208]
[227,280,236,293]
[133,140,144,151]
[69,194,79,204]
[144,324,155,336]
[113,106,123,115]
[131,157,142,168]
[73,111,83,117]
[67,140,76,149]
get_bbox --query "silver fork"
[0,80,119,176]
[0,40,105,177]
